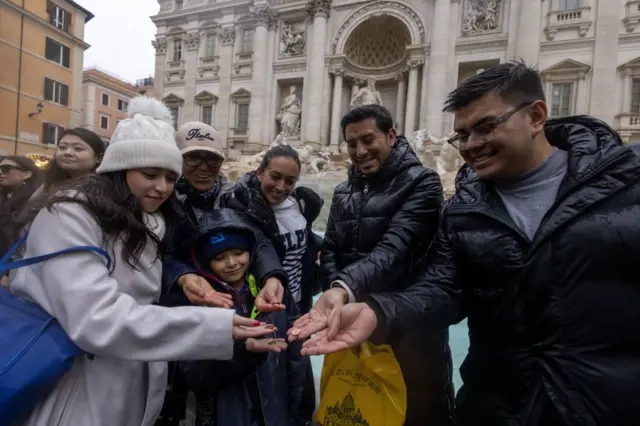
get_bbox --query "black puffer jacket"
[368,116,640,426]
[220,171,324,315]
[321,136,454,426]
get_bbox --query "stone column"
[405,60,421,136]
[622,69,632,113]
[300,16,314,142]
[263,19,278,143]
[589,2,621,122]
[322,62,332,144]
[515,0,541,65]
[576,73,587,114]
[215,27,236,148]
[152,37,167,99]
[424,0,451,136]
[183,32,200,122]
[329,68,344,146]
[395,72,406,131]
[248,5,274,147]
[506,0,521,59]
[305,0,331,142]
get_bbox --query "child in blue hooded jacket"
[180,208,309,426]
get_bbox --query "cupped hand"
[300,303,378,356]
[254,277,286,312]
[288,287,348,341]
[178,273,234,308]
[246,337,288,353]
[232,315,279,340]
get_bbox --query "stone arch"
[332,0,426,55]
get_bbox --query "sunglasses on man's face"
[183,155,223,168]
[0,165,24,174]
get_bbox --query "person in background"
[220,144,323,421]
[180,208,306,426]
[158,122,288,426]
[291,105,454,426]
[33,128,106,198]
[7,96,280,426]
[0,156,42,278]
[295,62,640,426]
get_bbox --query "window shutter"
[45,38,53,60]
[62,45,70,68]
[44,78,53,101]
[42,122,49,144]
[61,84,69,106]
[64,10,71,32]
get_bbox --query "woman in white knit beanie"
[8,97,283,426]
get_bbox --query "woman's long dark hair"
[44,128,106,192]
[5,172,178,270]
[0,155,42,211]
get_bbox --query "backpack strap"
[0,232,112,273]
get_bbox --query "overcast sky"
[81,0,159,84]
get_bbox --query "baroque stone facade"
[151,0,640,152]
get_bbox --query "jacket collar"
[347,136,422,188]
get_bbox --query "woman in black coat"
[220,145,323,423]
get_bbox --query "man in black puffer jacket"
[304,62,640,426]
[304,105,454,426]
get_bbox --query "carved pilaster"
[250,5,277,28]
[185,32,200,51]
[330,67,344,77]
[218,27,236,46]
[152,37,167,55]
[307,0,332,19]
[408,58,424,69]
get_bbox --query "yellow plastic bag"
[315,342,407,426]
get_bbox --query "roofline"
[62,0,95,23]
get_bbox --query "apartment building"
[82,68,139,143]
[0,0,93,157]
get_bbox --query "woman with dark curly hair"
[6,97,282,426]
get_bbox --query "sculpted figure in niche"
[463,0,501,35]
[280,24,305,57]
[349,78,383,110]
[277,86,302,137]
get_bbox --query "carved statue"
[276,86,302,137]
[349,78,383,110]
[463,0,501,35]
[280,24,305,57]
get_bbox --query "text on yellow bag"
[315,342,407,426]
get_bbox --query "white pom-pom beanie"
[96,96,183,175]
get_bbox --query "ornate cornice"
[454,37,507,54]
[539,38,595,53]
[218,27,236,46]
[619,34,640,45]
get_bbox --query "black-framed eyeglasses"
[183,154,223,168]
[447,101,533,151]
[0,165,24,174]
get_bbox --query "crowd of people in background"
[2,60,640,426]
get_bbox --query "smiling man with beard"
[302,104,454,426]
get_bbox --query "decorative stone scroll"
[218,27,236,46]
[250,5,277,27]
[307,0,332,19]
[185,32,200,51]
[462,0,501,35]
[152,37,167,55]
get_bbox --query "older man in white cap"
[158,121,288,426]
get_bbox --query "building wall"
[82,69,138,142]
[0,0,92,156]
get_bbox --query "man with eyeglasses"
[292,62,640,425]
[157,122,288,426]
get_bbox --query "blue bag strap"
[0,232,112,273]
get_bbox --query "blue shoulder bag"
[0,232,111,424]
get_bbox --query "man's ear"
[388,127,397,147]
[530,100,548,137]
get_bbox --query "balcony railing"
[230,128,248,137]
[135,77,154,87]
[616,113,640,130]
[544,6,592,39]
[235,52,253,62]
